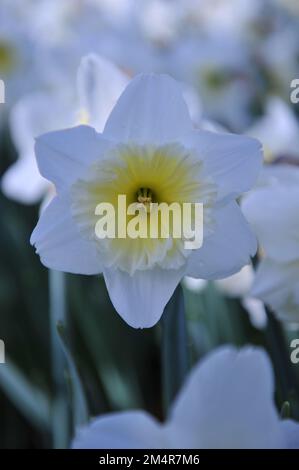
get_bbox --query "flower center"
[137,188,154,212]
[0,41,16,74]
[71,142,217,274]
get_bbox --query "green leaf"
[161,284,189,417]
[0,359,51,431]
[57,322,89,428]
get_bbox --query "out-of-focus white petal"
[31,193,103,274]
[3,90,77,203]
[213,266,267,329]
[72,346,295,449]
[9,90,77,156]
[242,297,267,330]
[242,186,299,263]
[215,264,254,298]
[103,266,185,328]
[77,53,129,132]
[72,411,167,449]
[182,86,202,127]
[247,97,299,159]
[258,164,299,188]
[251,259,299,323]
[187,201,257,280]
[183,276,207,293]
[187,130,262,203]
[281,420,299,449]
[169,346,284,449]
[103,73,192,145]
[35,126,112,193]
[1,154,49,204]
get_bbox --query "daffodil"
[170,33,255,132]
[247,97,299,162]
[0,1,56,117]
[242,165,299,323]
[179,0,262,36]
[259,24,299,97]
[31,73,261,328]
[72,346,299,449]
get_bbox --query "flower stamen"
[137,188,153,212]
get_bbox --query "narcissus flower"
[242,165,299,323]
[31,73,262,328]
[72,346,299,449]
[247,97,299,162]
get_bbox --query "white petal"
[72,411,166,449]
[1,154,49,204]
[242,297,267,330]
[252,259,294,301]
[35,126,112,193]
[103,73,192,145]
[183,276,207,293]
[182,85,202,126]
[103,266,185,328]
[251,259,299,323]
[186,201,257,280]
[242,186,299,263]
[281,420,299,449]
[187,130,262,203]
[9,90,77,154]
[215,264,254,298]
[247,97,299,158]
[9,94,39,155]
[169,346,284,449]
[31,194,102,274]
[77,53,129,132]
[4,90,76,204]
[260,164,299,187]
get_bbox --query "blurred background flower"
[72,346,299,449]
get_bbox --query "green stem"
[161,284,189,418]
[265,308,299,405]
[49,270,69,448]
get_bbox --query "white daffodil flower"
[242,166,299,323]
[0,1,68,117]
[247,97,299,162]
[170,34,255,132]
[0,5,37,116]
[2,49,200,206]
[31,73,262,328]
[135,0,184,45]
[77,53,129,133]
[72,346,299,449]
[1,90,77,204]
[180,0,262,37]
[2,54,128,204]
[259,25,299,97]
